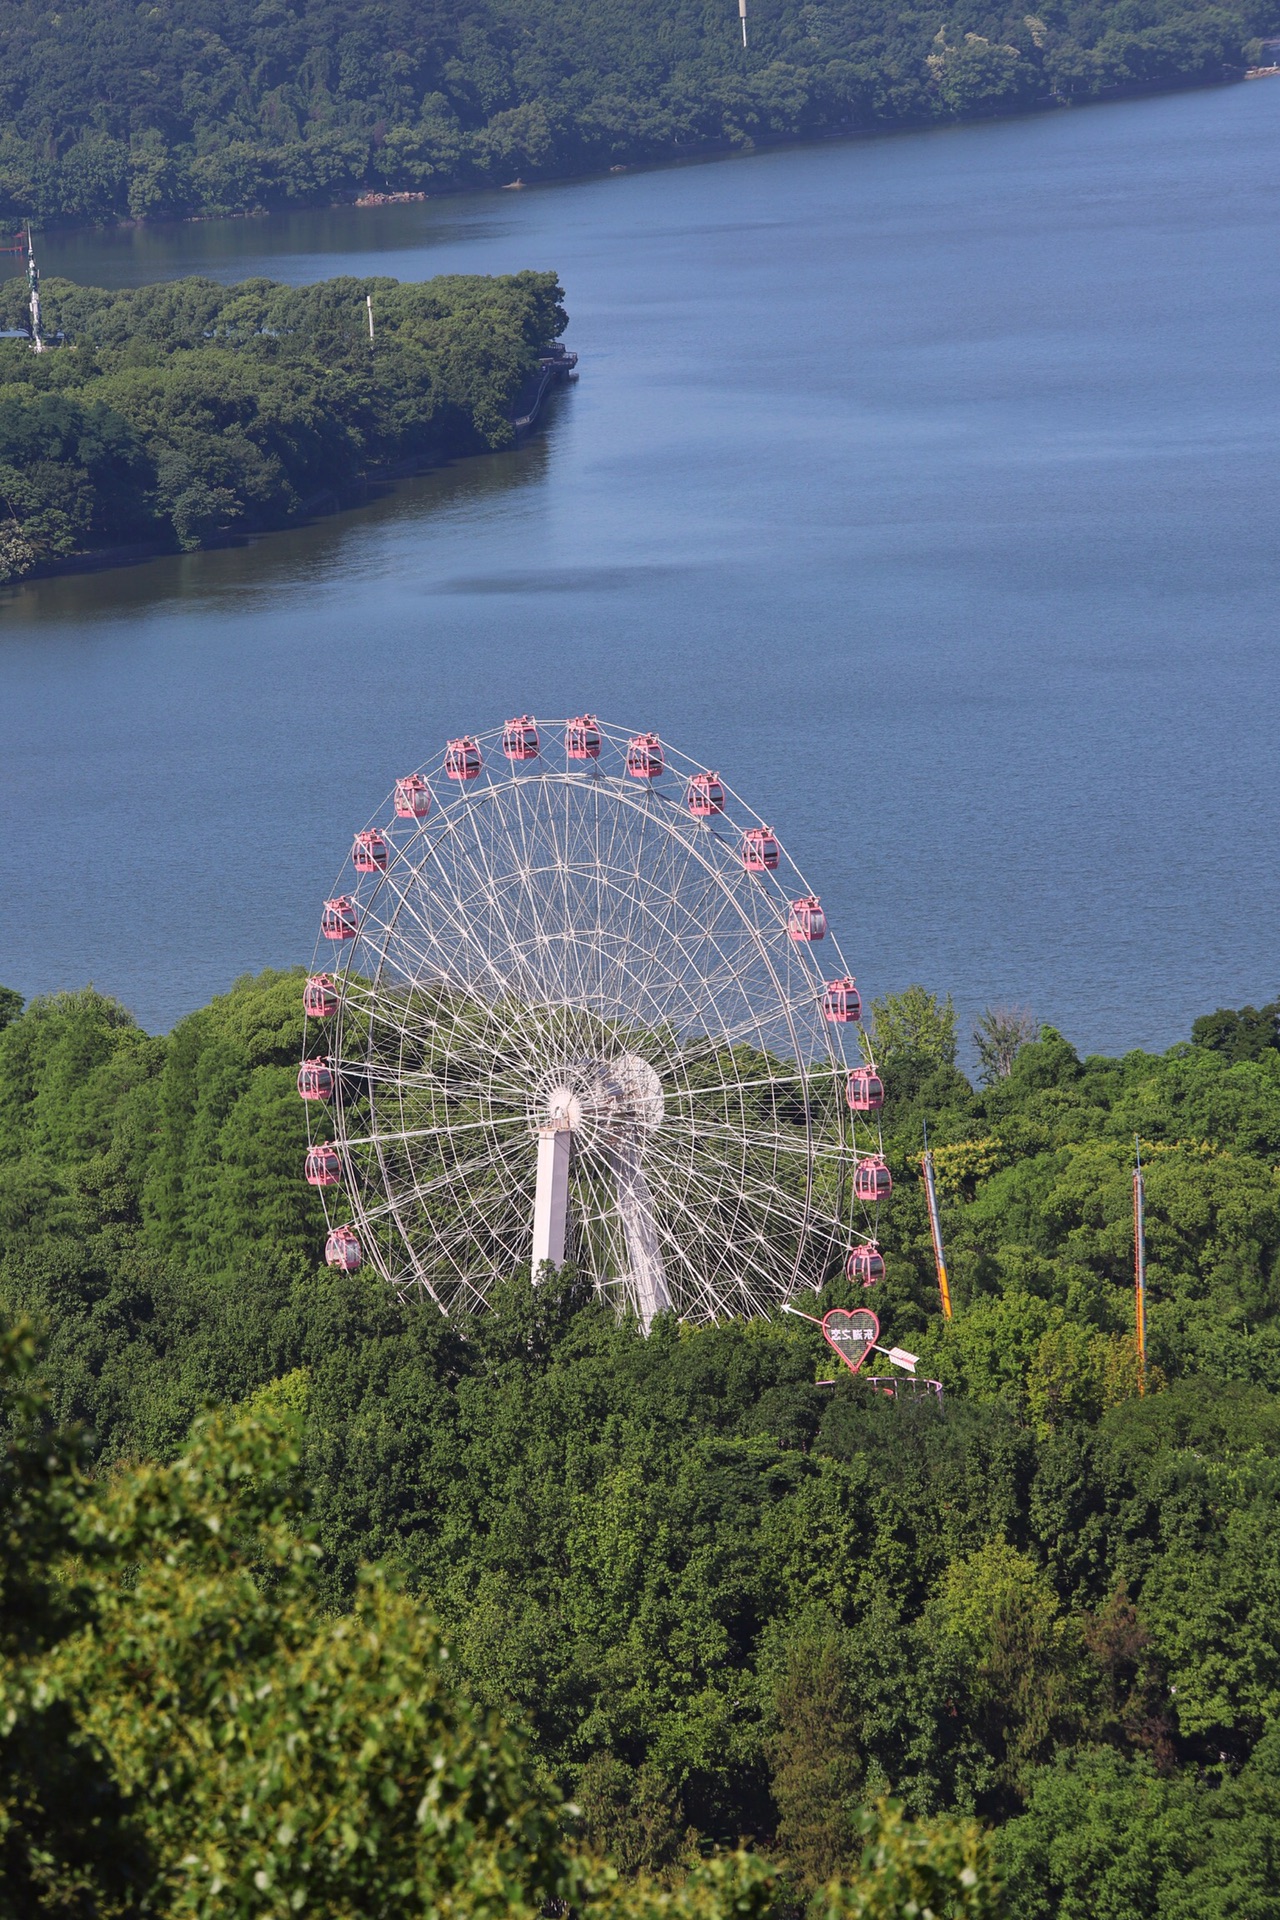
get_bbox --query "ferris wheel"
[298,716,891,1328]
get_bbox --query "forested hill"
[0,0,1275,226]
[3,971,1280,1912]
[0,268,565,581]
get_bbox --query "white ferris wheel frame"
[304,717,887,1328]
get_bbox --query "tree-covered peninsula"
[0,0,1274,227]
[0,267,567,580]
[2,970,1280,1912]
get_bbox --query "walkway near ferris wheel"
[300,716,890,1329]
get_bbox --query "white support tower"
[529,1064,671,1331]
[532,1122,571,1272]
[612,1135,672,1329]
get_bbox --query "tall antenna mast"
[739,0,747,46]
[921,1122,953,1319]
[26,225,44,354]
[1133,1137,1147,1394]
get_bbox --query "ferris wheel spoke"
[602,793,668,1015]
[516,781,596,1043]
[597,851,806,1043]
[666,1070,816,1104]
[334,1057,532,1118]
[382,807,558,997]
[360,1120,532,1194]
[352,1145,532,1229]
[487,785,554,1008]
[553,780,591,1017]
[471,792,563,1006]
[656,1124,842,1174]
[636,1122,806,1232]
[612,806,718,1020]
[668,1011,818,1073]
[636,1126,834,1286]
[359,875,508,1005]
[334,1108,533,1152]
[640,1179,791,1319]
[639,1124,811,1229]
[571,786,617,1019]
[580,1147,735,1321]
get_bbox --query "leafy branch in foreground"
[0,1320,1002,1918]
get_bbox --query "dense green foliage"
[0,1327,996,1916]
[2,969,1280,1912]
[0,268,565,575]
[0,0,1275,225]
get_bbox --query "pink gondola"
[394,775,431,820]
[742,827,780,872]
[565,715,602,760]
[626,732,664,779]
[854,1155,893,1202]
[845,1241,885,1286]
[352,829,389,874]
[787,895,827,941]
[846,1066,885,1112]
[686,772,726,817]
[321,896,359,941]
[297,1059,334,1101]
[303,974,339,1020]
[325,1225,363,1272]
[503,716,540,760]
[822,977,862,1023]
[445,736,482,781]
[304,1145,341,1188]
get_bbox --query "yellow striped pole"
[921,1138,952,1320]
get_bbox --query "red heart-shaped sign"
[821,1308,880,1375]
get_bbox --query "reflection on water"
[42,197,539,289]
[2,83,1279,1053]
[433,564,697,594]
[3,430,556,628]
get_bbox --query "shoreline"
[2,69,1247,240]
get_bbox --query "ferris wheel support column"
[532,1124,571,1277]
[613,1138,671,1333]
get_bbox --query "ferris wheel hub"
[542,1086,580,1133]
[530,1054,665,1146]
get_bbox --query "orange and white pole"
[921,1131,952,1320]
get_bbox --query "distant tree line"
[0,268,565,579]
[0,0,1274,227]
[3,968,1280,1911]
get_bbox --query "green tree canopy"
[3,973,1280,1908]
[869,985,958,1069]
[0,268,567,574]
[0,0,1265,224]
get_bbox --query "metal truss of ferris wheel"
[301,717,889,1328]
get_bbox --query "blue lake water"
[2,81,1278,1057]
